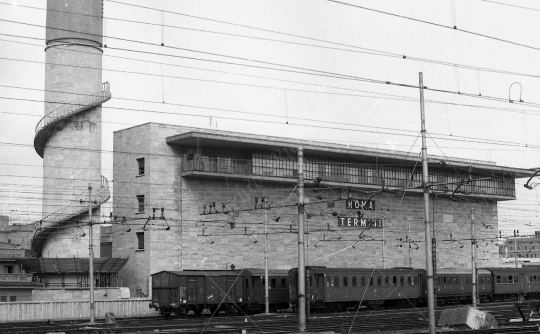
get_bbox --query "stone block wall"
[113,123,501,296]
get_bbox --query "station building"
[112,123,532,296]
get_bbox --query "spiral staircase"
[31,83,112,257]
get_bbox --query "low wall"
[0,299,159,322]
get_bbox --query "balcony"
[182,156,516,199]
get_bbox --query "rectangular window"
[281,278,287,289]
[361,276,366,286]
[4,266,13,274]
[137,195,145,213]
[400,276,405,286]
[334,276,339,287]
[393,276,397,286]
[352,276,357,287]
[385,277,390,286]
[0,296,6,302]
[136,232,144,250]
[137,158,145,175]
[9,296,15,302]
[408,276,412,285]
[270,278,277,289]
[326,276,332,288]
[369,277,373,286]
[343,276,348,287]
[496,275,502,283]
[377,276,382,286]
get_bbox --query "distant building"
[499,233,540,265]
[112,123,532,296]
[0,215,34,251]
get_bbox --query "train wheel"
[209,306,219,316]
[194,306,203,316]
[175,308,187,318]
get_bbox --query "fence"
[0,299,158,322]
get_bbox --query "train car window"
[413,275,419,285]
[9,296,15,302]
[369,277,374,286]
[271,278,277,289]
[282,278,287,289]
[343,276,348,287]
[334,276,339,287]
[407,276,412,285]
[393,276,397,285]
[352,276,357,287]
[314,277,319,288]
[361,276,366,286]
[377,276,382,286]
[307,276,312,287]
[326,276,332,288]
[487,276,491,283]
[400,276,405,286]
[385,277,390,286]
[496,275,502,283]
[508,276,513,284]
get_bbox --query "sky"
[0,0,539,237]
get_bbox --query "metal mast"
[297,147,306,332]
[419,72,436,334]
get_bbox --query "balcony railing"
[34,82,112,158]
[182,156,515,198]
[31,175,111,257]
[35,82,111,136]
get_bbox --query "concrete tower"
[33,0,110,257]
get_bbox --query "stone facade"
[113,123,526,296]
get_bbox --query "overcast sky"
[0,0,538,236]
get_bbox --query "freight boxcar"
[151,270,249,318]
[289,267,426,311]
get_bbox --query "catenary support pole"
[471,207,477,307]
[88,183,95,323]
[419,73,436,334]
[264,199,269,314]
[297,147,306,332]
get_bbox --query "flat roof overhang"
[167,131,534,178]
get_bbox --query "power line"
[4,17,540,112]
[4,37,540,120]
[4,1,540,81]
[326,0,540,53]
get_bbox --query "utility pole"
[382,218,386,269]
[88,183,95,323]
[514,229,518,268]
[419,73,436,334]
[264,199,269,314]
[297,147,306,332]
[471,207,477,307]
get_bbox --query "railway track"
[1,302,540,333]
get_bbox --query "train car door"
[519,273,525,301]
[187,277,197,304]
[313,274,324,301]
[197,276,205,304]
[251,276,261,303]
[226,277,236,303]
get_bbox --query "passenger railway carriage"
[289,267,427,311]
[435,269,492,304]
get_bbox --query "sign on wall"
[346,199,375,210]
[337,217,383,228]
